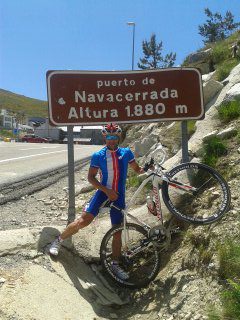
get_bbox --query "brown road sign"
[46,68,204,126]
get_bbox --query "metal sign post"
[181,121,189,163]
[67,125,75,223]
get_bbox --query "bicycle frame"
[108,170,168,246]
[109,167,195,246]
[124,172,165,225]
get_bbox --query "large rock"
[223,83,240,102]
[185,48,212,64]
[134,134,159,157]
[0,226,71,257]
[217,126,238,139]
[202,130,218,142]
[0,228,36,256]
[0,264,98,320]
[213,64,240,109]
[197,62,212,75]
[123,124,144,145]
[202,71,216,82]
[0,225,128,315]
[203,80,224,105]
[221,63,240,86]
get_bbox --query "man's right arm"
[88,167,118,201]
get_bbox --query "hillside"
[0,33,240,320]
[0,89,48,118]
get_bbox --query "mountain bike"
[99,145,231,288]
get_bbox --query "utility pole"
[127,22,135,70]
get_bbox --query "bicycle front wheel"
[162,162,231,225]
[100,223,161,289]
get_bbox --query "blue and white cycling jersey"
[86,146,135,225]
[90,146,135,195]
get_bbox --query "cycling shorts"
[84,190,125,225]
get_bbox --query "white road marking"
[0,150,67,164]
[20,146,60,150]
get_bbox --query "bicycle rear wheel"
[162,162,231,225]
[100,223,161,289]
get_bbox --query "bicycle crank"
[148,225,171,250]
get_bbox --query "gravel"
[0,163,91,231]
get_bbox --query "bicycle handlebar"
[143,157,154,172]
[143,144,167,171]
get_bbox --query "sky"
[1,0,240,101]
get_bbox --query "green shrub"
[221,280,240,320]
[216,59,239,81]
[218,241,240,280]
[218,241,240,319]
[212,42,230,65]
[208,281,240,320]
[207,240,240,320]
[218,100,240,122]
[202,136,227,167]
[202,154,218,167]
[207,308,221,320]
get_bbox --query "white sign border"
[47,68,204,126]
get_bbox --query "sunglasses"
[105,135,119,140]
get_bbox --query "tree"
[137,34,176,69]
[199,8,240,43]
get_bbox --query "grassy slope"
[0,89,48,118]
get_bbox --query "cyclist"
[49,123,144,280]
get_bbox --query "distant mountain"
[0,89,48,118]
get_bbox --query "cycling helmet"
[101,123,122,137]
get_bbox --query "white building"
[0,109,16,129]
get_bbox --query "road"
[0,142,101,185]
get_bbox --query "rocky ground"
[0,133,239,320]
[0,165,92,232]
[1,63,240,319]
